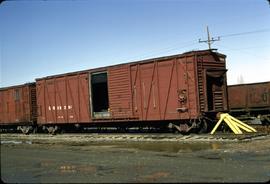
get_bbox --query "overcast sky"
[0,0,270,87]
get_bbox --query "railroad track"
[1,133,269,144]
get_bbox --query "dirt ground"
[1,134,270,183]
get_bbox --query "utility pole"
[199,26,220,49]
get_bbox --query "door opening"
[91,72,110,118]
[206,69,226,111]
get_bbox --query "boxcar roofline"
[35,49,226,81]
[228,81,270,87]
[0,82,36,91]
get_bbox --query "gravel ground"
[1,133,270,183]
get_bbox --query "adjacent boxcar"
[0,83,37,133]
[36,49,228,133]
[228,81,270,124]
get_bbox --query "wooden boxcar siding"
[0,84,35,125]
[35,50,228,125]
[36,73,90,125]
[108,65,133,119]
[228,82,270,110]
[130,56,198,121]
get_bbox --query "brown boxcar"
[36,73,90,125]
[0,83,37,132]
[228,81,270,124]
[36,49,228,133]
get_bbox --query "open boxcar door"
[205,69,228,112]
[89,72,110,119]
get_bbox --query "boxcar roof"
[228,81,270,87]
[0,82,35,91]
[36,49,226,81]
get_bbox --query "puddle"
[1,140,32,145]
[139,171,170,182]
[114,142,223,153]
[59,165,77,173]
[49,141,225,154]
[38,160,55,168]
[197,153,223,160]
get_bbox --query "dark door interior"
[91,72,110,118]
[206,70,226,111]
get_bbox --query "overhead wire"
[110,39,199,64]
[128,41,199,61]
[218,28,270,38]
[111,27,270,64]
[216,43,270,61]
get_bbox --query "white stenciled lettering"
[48,105,73,111]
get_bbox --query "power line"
[112,26,270,64]
[218,28,270,38]
[216,44,270,51]
[129,41,198,61]
[112,26,269,64]
[217,43,270,61]
[110,40,198,64]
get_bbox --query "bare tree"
[237,75,245,84]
